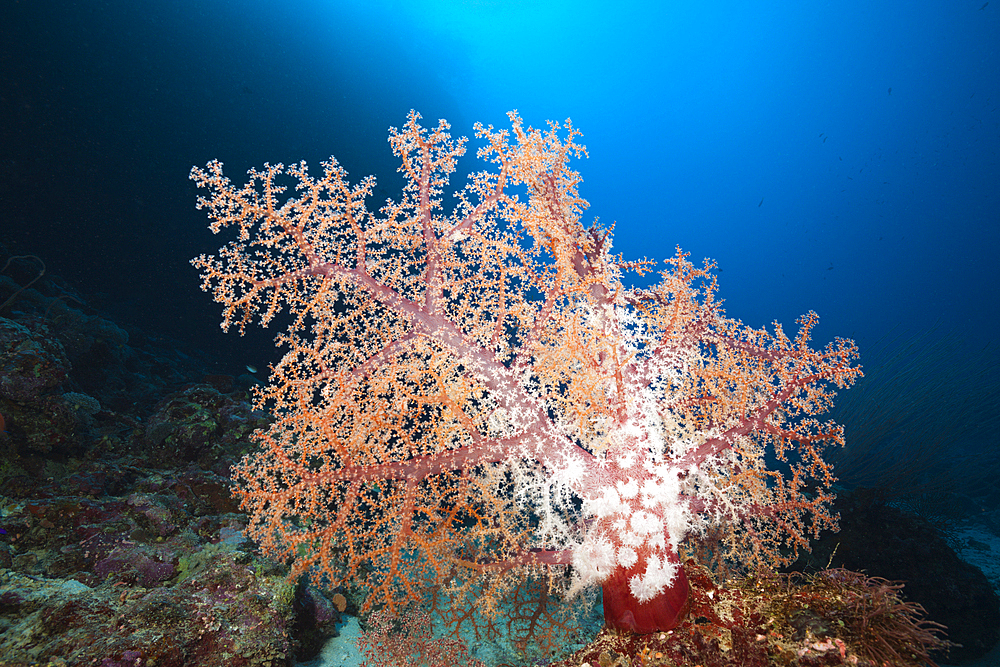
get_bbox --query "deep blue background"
[2,0,997,370]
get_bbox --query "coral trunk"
[602,554,690,633]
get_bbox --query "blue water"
[4,0,996,363]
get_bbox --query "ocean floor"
[942,521,1000,667]
[298,516,1000,667]
[297,616,365,667]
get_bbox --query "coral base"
[601,554,690,633]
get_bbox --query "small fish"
[758,198,763,207]
[246,364,258,374]
[979,2,988,10]
[888,87,892,95]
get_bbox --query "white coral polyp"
[630,509,660,535]
[553,455,586,488]
[640,477,668,508]
[617,545,638,568]
[616,448,637,469]
[586,486,626,520]
[571,533,617,587]
[628,553,679,603]
[616,478,639,499]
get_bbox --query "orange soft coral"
[192,111,860,636]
